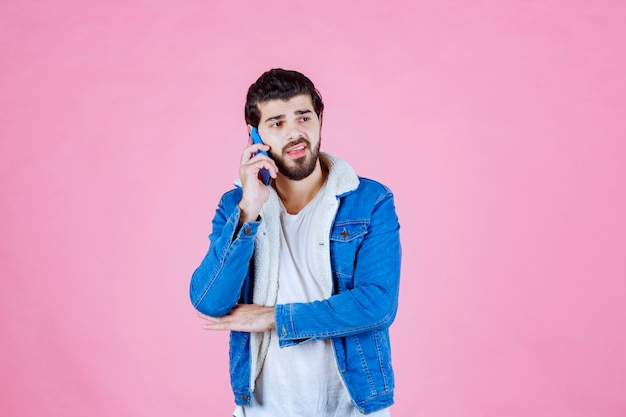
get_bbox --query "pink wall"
[1,1,625,416]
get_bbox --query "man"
[190,69,401,416]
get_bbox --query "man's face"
[252,94,321,181]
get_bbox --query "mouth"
[285,142,308,159]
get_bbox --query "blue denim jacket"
[190,154,401,414]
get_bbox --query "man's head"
[245,69,324,182]
[245,69,324,128]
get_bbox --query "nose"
[284,120,304,142]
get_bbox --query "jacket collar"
[318,152,360,197]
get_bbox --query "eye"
[300,116,309,122]
[270,121,282,128]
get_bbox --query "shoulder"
[356,177,394,202]
[217,187,243,211]
[339,177,395,209]
[357,177,393,195]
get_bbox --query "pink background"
[1,1,625,416]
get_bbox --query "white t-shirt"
[233,187,390,417]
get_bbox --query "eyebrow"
[264,114,284,123]
[264,109,312,123]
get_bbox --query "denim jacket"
[190,153,401,414]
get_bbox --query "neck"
[274,160,327,214]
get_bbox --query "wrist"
[265,306,276,330]
[238,200,262,224]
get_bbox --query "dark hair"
[244,68,324,127]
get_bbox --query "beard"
[269,138,321,181]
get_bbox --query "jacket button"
[244,227,252,234]
[341,229,349,238]
[242,395,248,402]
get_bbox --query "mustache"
[282,138,310,154]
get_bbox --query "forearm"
[275,284,398,346]
[275,248,401,345]
[190,203,259,317]
[275,189,401,346]
[191,139,276,318]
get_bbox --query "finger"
[199,311,236,330]
[241,144,271,164]
[202,322,230,330]
[196,311,220,322]
[244,155,276,171]
[240,157,278,180]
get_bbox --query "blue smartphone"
[250,127,271,185]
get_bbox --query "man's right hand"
[237,139,278,223]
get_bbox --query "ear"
[247,124,253,135]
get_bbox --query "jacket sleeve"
[274,188,402,347]
[189,190,259,317]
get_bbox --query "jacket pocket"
[329,220,369,291]
[330,220,369,242]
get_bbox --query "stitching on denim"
[289,304,296,337]
[374,331,390,391]
[353,335,376,395]
[230,332,249,369]
[354,390,394,405]
[332,219,370,227]
[329,222,369,242]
